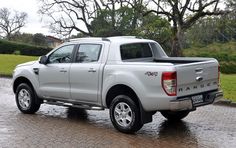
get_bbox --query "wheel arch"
[13,76,34,94]
[105,84,140,108]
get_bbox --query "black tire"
[160,110,190,121]
[109,95,143,134]
[15,83,41,114]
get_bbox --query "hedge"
[196,52,236,62]
[185,52,236,74]
[183,41,236,74]
[0,39,52,56]
[220,62,236,74]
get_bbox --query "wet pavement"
[0,77,236,148]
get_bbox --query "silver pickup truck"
[13,36,223,133]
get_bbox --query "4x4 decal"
[145,71,158,77]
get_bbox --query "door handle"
[195,68,203,73]
[59,68,67,73]
[59,70,67,73]
[88,68,96,73]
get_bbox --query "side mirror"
[39,55,48,65]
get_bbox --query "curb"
[214,99,236,107]
[0,74,12,78]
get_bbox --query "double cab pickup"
[13,36,223,133]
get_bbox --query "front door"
[70,44,103,103]
[39,44,75,99]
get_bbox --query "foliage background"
[0,40,51,56]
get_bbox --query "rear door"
[70,43,103,103]
[176,61,219,97]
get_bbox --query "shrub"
[220,62,236,74]
[183,41,236,74]
[12,50,21,55]
[0,39,52,56]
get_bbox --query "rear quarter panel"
[102,62,176,111]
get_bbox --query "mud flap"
[139,104,153,124]
[35,94,43,105]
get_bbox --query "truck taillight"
[162,71,177,96]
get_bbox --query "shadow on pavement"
[65,106,197,145]
[158,120,192,135]
[66,107,88,120]
[156,120,198,146]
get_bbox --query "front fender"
[13,67,40,96]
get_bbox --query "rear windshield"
[120,43,153,60]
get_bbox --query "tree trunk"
[111,0,116,30]
[171,27,184,57]
[6,33,11,40]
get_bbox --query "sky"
[0,0,51,35]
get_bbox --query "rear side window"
[120,43,153,60]
[76,44,102,63]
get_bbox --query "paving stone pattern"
[0,78,235,148]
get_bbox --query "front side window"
[76,44,102,63]
[120,43,153,60]
[48,45,74,64]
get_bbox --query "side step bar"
[44,100,104,110]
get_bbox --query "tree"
[0,8,27,40]
[38,0,95,36]
[144,0,228,56]
[185,10,236,46]
[38,0,145,37]
[10,32,34,43]
[136,13,172,51]
[225,0,236,39]
[91,6,144,37]
[38,0,230,56]
[227,0,236,11]
[33,33,47,46]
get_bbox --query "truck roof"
[69,36,154,44]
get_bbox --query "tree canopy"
[38,0,233,56]
[0,8,27,40]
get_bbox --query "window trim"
[47,44,76,64]
[74,43,103,63]
[119,42,154,61]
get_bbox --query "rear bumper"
[169,90,223,111]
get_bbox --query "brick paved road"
[0,77,236,148]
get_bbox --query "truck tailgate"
[176,60,219,97]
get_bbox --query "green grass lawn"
[220,74,236,102]
[0,54,38,76]
[0,54,235,102]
